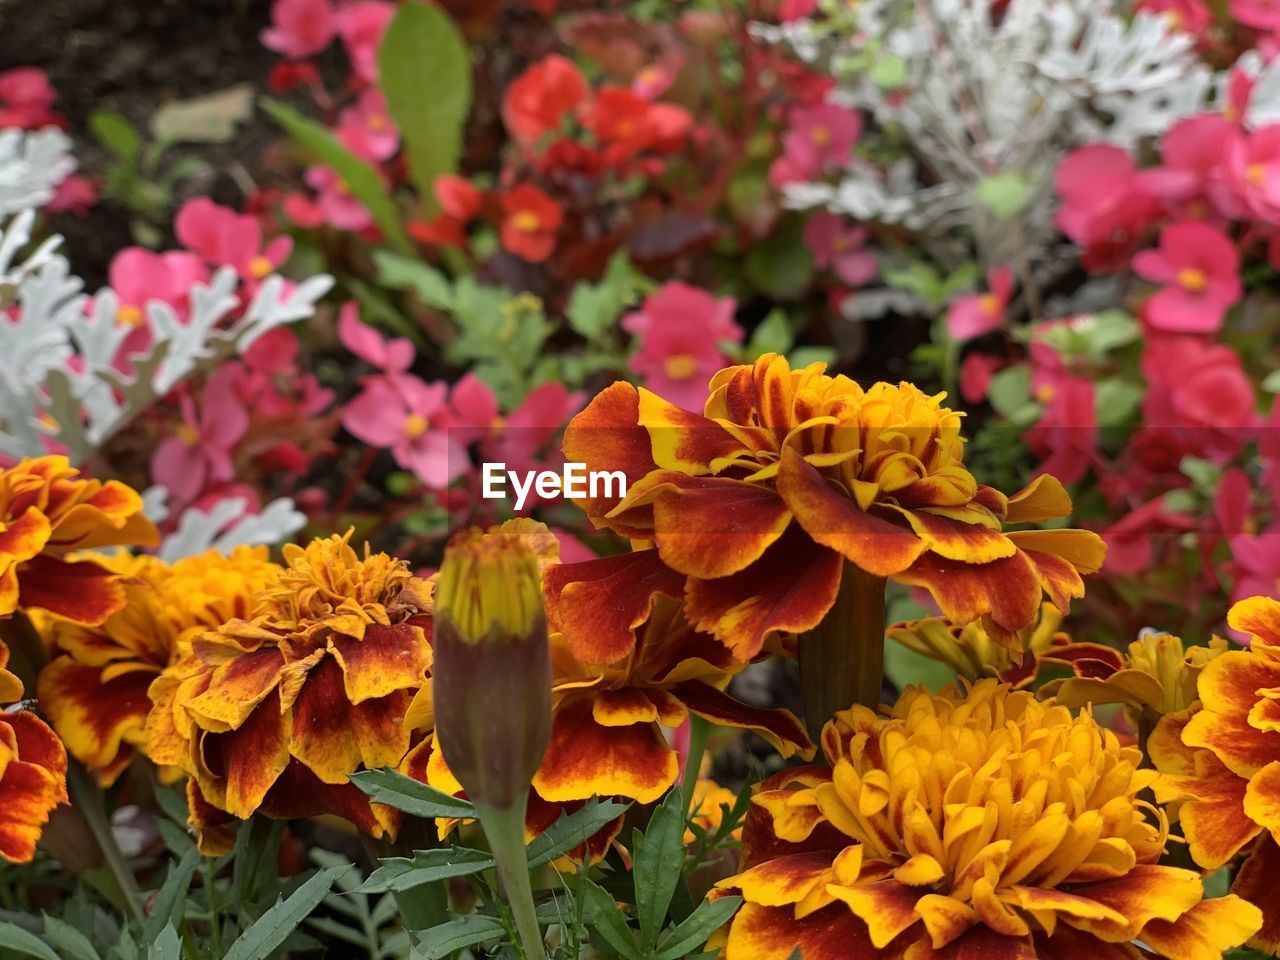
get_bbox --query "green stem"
[67,761,145,921]
[474,797,545,960]
[797,562,888,743]
[205,855,223,956]
[681,715,711,818]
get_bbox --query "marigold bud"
[432,530,551,811]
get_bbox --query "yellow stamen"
[810,124,831,145]
[663,354,699,381]
[1178,267,1208,293]
[176,423,202,447]
[403,413,429,439]
[511,210,541,233]
[979,293,1001,315]
[116,304,145,328]
[249,255,274,280]
[1247,163,1267,187]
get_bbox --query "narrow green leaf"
[222,867,348,960]
[652,896,742,960]
[413,914,505,960]
[746,309,793,359]
[89,110,141,163]
[142,846,201,944]
[526,799,631,867]
[633,790,686,945]
[378,2,472,212]
[349,768,475,819]
[145,925,182,960]
[373,249,454,309]
[581,879,642,960]
[260,98,412,254]
[42,916,100,960]
[0,923,62,960]
[357,847,494,894]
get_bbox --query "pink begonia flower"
[174,197,293,285]
[1140,334,1257,462]
[337,1,395,85]
[46,174,97,216]
[1137,116,1232,214]
[947,265,1013,341]
[337,88,400,162]
[260,0,336,59]
[803,212,878,287]
[107,247,208,368]
[1232,0,1280,29]
[773,102,861,184]
[237,329,334,419]
[304,166,374,231]
[1208,125,1280,222]
[150,366,250,503]
[958,352,1005,404]
[1054,145,1158,252]
[1101,496,1196,575]
[338,301,414,374]
[342,375,467,488]
[0,67,60,129]
[1131,222,1241,333]
[1136,0,1212,34]
[622,282,743,412]
[1026,359,1097,488]
[779,0,820,20]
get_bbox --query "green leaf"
[413,914,506,960]
[357,847,495,894]
[567,251,643,340]
[0,923,62,960]
[261,97,412,255]
[652,895,743,960]
[349,768,476,820]
[1094,379,1143,428]
[1262,369,1280,394]
[142,846,201,945]
[789,346,837,368]
[633,790,686,945]
[974,173,1032,220]
[869,53,907,89]
[373,249,454,309]
[222,867,348,960]
[745,309,793,359]
[986,365,1037,422]
[145,925,182,960]
[581,878,642,960]
[745,217,814,300]
[379,2,472,212]
[89,111,141,163]
[42,916,100,960]
[527,799,631,867]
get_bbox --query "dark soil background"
[0,0,281,287]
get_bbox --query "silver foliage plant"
[0,127,331,554]
[760,0,1280,314]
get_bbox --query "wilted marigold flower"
[563,354,1105,659]
[1150,596,1280,952]
[0,640,67,863]
[146,532,432,852]
[0,456,158,626]
[714,680,1261,960]
[37,546,280,786]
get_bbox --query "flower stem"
[797,562,887,742]
[474,797,545,960]
[680,715,711,818]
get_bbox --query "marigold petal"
[37,657,153,785]
[561,381,658,536]
[890,507,1016,563]
[592,688,659,727]
[915,892,978,948]
[905,925,1035,960]
[17,554,126,626]
[289,656,367,784]
[1183,708,1280,779]
[0,507,51,565]
[1063,865,1203,939]
[330,623,430,705]
[1227,596,1280,650]
[0,752,65,863]
[717,850,835,907]
[725,901,877,960]
[1033,925,1140,960]
[1244,761,1280,835]
[1004,475,1073,524]
[673,680,814,760]
[893,551,1041,638]
[206,690,292,819]
[1138,894,1262,960]
[1197,650,1280,718]
[637,387,748,474]
[1232,833,1280,953]
[1005,530,1106,575]
[184,648,285,730]
[827,877,923,948]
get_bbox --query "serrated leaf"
[357,847,494,894]
[42,916,100,960]
[567,250,642,340]
[222,867,348,960]
[580,879,642,960]
[373,249,453,309]
[652,895,742,960]
[526,799,631,867]
[633,790,686,945]
[349,768,475,820]
[142,847,201,945]
[145,925,182,960]
[379,2,472,212]
[261,97,411,254]
[413,915,506,960]
[0,923,62,960]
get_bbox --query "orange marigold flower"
[562,354,1105,659]
[37,546,281,787]
[146,532,432,853]
[714,680,1261,960]
[0,640,67,863]
[686,777,742,845]
[1150,596,1280,952]
[0,456,158,626]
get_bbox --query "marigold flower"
[1150,596,1280,952]
[715,680,1262,960]
[0,640,67,863]
[563,353,1106,660]
[38,547,280,786]
[686,777,742,845]
[146,532,432,853]
[0,456,158,626]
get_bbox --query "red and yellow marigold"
[714,680,1260,960]
[563,354,1105,659]
[0,639,67,863]
[1150,596,1280,952]
[145,532,433,853]
[0,456,158,626]
[37,546,281,786]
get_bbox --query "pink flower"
[342,375,466,488]
[1026,366,1097,487]
[779,0,820,20]
[236,330,334,420]
[304,166,374,231]
[337,88,400,162]
[1232,0,1280,29]
[803,212,878,286]
[1132,222,1241,333]
[958,352,1005,404]
[338,301,414,374]
[1140,334,1257,461]
[46,174,97,216]
[1137,116,1231,213]
[108,247,208,367]
[622,282,743,411]
[0,67,60,129]
[174,197,293,285]
[1231,523,1280,607]
[1208,125,1280,222]
[946,265,1013,341]
[1136,0,1212,34]
[1054,145,1159,270]
[774,102,861,183]
[1101,497,1196,575]
[337,1,395,85]
[260,0,336,59]
[151,367,250,503]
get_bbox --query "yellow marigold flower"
[1150,596,1280,953]
[146,532,432,853]
[0,640,67,863]
[686,777,742,845]
[37,547,280,786]
[714,680,1261,960]
[563,354,1105,659]
[0,456,158,626]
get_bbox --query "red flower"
[579,88,692,165]
[499,184,563,263]
[1054,144,1159,272]
[503,55,589,149]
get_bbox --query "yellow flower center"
[176,423,203,447]
[979,292,1001,316]
[664,354,699,381]
[1178,267,1208,293]
[1247,163,1267,187]
[1035,383,1056,404]
[403,413,429,439]
[811,124,831,145]
[116,304,145,328]
[366,112,389,133]
[249,255,274,279]
[511,210,541,233]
